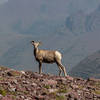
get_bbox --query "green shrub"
[56,95,65,100]
[44,85,50,89]
[0,88,6,96]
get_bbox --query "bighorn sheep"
[31,41,67,76]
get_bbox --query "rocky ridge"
[0,66,100,100]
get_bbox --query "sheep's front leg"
[39,62,42,74]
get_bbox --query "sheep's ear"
[31,41,34,43]
[39,42,42,45]
[31,41,34,44]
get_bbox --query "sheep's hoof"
[65,75,73,80]
[64,74,67,77]
[39,72,43,74]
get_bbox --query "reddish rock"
[70,84,79,89]
[43,79,57,85]
[48,89,58,93]
[66,75,74,81]
[88,78,100,82]
[7,70,22,77]
[2,96,13,100]
[67,92,79,100]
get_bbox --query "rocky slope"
[0,66,100,100]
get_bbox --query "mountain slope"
[70,50,100,79]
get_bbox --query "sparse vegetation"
[44,85,50,89]
[56,95,65,100]
[94,90,100,95]
[58,88,68,93]
[0,88,7,96]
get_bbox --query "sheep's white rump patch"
[55,51,62,60]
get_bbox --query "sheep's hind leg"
[61,64,67,76]
[59,67,62,76]
[57,63,62,76]
[57,62,67,76]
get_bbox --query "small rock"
[83,88,90,92]
[70,84,79,89]
[2,96,13,100]
[23,81,30,84]
[94,94,100,99]
[31,72,43,78]
[86,85,95,90]
[7,70,21,77]
[88,78,100,82]
[25,97,31,100]
[66,75,73,81]
[8,87,16,92]
[84,92,94,99]
[56,77,67,84]
[43,79,57,85]
[67,92,79,100]
[0,94,3,98]
[24,99,29,100]
[20,95,25,99]
[34,95,45,100]
[48,89,57,93]
[21,71,25,74]
[31,82,37,87]
[13,80,18,84]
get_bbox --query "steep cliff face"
[0,66,100,100]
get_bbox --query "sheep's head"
[31,41,42,48]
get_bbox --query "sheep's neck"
[34,47,39,56]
